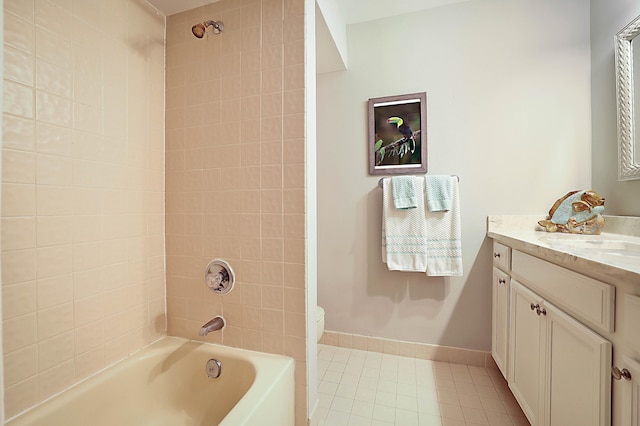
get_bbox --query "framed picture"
[368,92,427,175]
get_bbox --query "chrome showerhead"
[191,20,224,38]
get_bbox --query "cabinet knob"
[493,253,501,258]
[612,366,632,381]
[536,306,547,316]
[498,278,506,285]
[530,303,538,311]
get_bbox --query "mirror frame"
[615,15,640,180]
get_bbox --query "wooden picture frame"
[368,92,427,175]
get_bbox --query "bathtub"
[6,337,295,426]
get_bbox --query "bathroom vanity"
[487,215,640,426]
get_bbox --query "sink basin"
[551,240,640,256]
[538,235,640,270]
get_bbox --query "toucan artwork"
[373,114,422,167]
[369,92,426,173]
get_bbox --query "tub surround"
[1,0,166,418]
[487,215,640,283]
[164,1,309,424]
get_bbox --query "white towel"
[425,177,463,276]
[382,176,463,276]
[382,177,428,272]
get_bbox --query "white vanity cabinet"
[490,245,614,426]
[487,215,640,426]
[509,280,612,426]
[491,241,511,379]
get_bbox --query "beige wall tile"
[38,360,75,401]
[35,0,72,40]
[4,46,34,87]
[36,186,73,216]
[74,319,104,355]
[2,149,35,184]
[5,0,35,22]
[38,274,74,309]
[74,345,105,381]
[3,313,37,354]
[35,122,72,156]
[36,59,71,98]
[3,114,36,152]
[4,376,39,419]
[3,344,38,387]
[163,0,307,421]
[38,303,73,340]
[36,154,73,186]
[2,0,166,413]
[285,311,305,338]
[2,249,37,285]
[2,217,36,251]
[36,245,73,279]
[4,12,35,54]
[2,184,36,217]
[2,282,37,320]
[38,331,74,372]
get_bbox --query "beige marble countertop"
[487,215,640,284]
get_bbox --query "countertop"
[487,215,640,284]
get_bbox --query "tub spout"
[199,316,225,336]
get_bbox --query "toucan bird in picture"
[386,116,416,153]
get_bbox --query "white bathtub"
[6,337,295,426]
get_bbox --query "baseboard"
[320,330,497,370]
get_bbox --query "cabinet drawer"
[511,250,614,334]
[492,241,511,271]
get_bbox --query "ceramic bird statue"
[538,190,605,234]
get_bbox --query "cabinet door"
[509,280,545,425]
[544,301,611,426]
[492,267,510,379]
[622,357,640,426]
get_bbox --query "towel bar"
[377,175,460,188]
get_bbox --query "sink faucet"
[199,316,225,336]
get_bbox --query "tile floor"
[317,344,530,426]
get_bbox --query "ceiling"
[146,0,470,22]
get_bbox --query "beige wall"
[317,0,591,351]
[164,0,308,423]
[1,0,165,419]
[591,0,640,215]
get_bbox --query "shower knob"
[205,259,235,295]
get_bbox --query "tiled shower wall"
[1,0,166,418]
[164,0,307,422]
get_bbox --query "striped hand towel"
[425,177,462,276]
[382,177,428,272]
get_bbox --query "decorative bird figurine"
[538,190,606,234]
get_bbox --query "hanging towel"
[424,177,463,276]
[382,176,463,276]
[425,175,453,212]
[382,177,429,272]
[392,176,418,210]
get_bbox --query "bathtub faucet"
[199,316,225,336]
